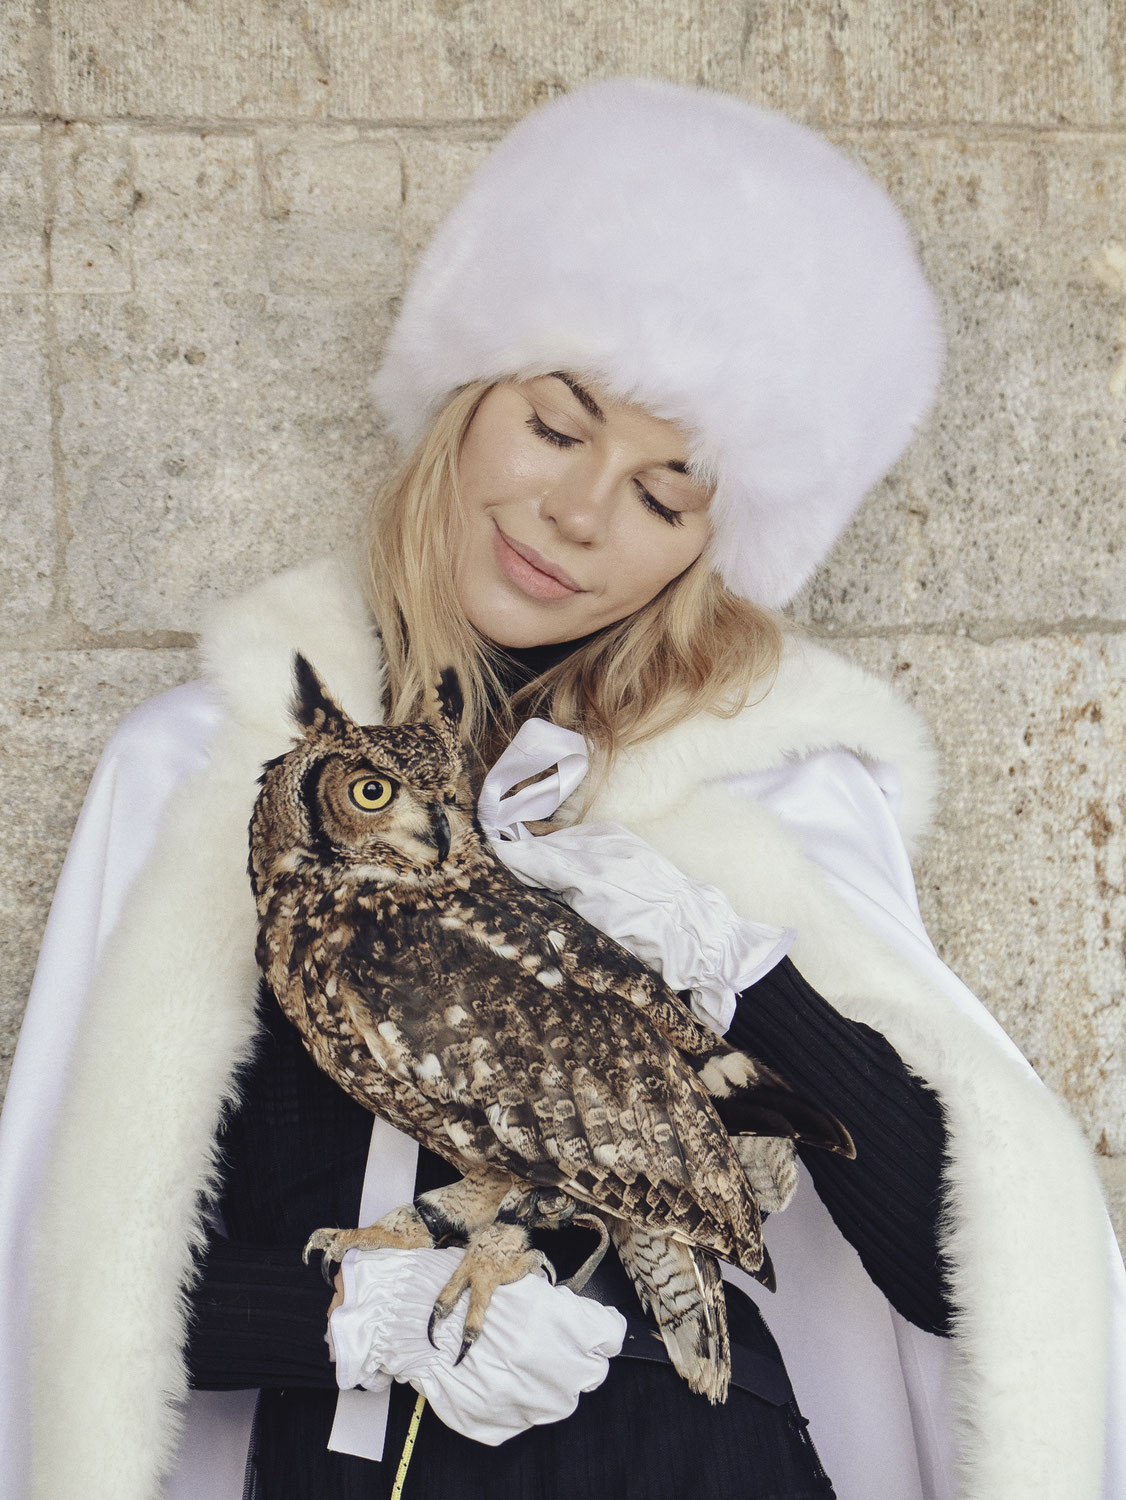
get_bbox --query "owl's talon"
[427,1301,452,1348]
[303,1227,346,1283]
[454,1330,478,1367]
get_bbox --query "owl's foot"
[302,1203,435,1285]
[427,1221,551,1366]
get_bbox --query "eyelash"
[524,412,685,528]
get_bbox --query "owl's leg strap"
[559,1212,611,1293]
[302,1169,523,1285]
[413,1167,522,1246]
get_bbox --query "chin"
[468,610,583,649]
[457,581,591,649]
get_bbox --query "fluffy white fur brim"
[374,77,945,606]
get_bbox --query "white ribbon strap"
[476,719,589,840]
[477,720,793,1035]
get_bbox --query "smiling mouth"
[492,523,585,602]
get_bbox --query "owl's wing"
[446,872,723,1058]
[338,908,761,1265]
[462,871,854,1158]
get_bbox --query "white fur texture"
[603,783,1111,1500]
[29,556,1111,1498]
[373,77,945,607]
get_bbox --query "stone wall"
[2,2,1123,1244]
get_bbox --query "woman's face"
[453,373,713,647]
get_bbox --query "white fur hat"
[374,77,944,607]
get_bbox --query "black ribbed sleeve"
[728,956,955,1337]
[184,982,374,1392]
[185,1239,339,1390]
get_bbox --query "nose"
[539,460,616,544]
[430,805,451,864]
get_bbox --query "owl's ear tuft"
[291,653,348,736]
[435,668,464,735]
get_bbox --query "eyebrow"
[547,372,694,476]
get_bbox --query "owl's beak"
[430,805,451,864]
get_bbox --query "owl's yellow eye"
[348,775,396,812]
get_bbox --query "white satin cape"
[1,555,1123,1500]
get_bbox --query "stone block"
[840,632,1125,1154]
[0,124,44,291]
[0,648,195,1100]
[58,290,396,634]
[1099,1155,1126,1258]
[48,124,135,293]
[51,0,744,122]
[400,135,502,266]
[0,296,54,632]
[0,1,40,116]
[51,0,1126,128]
[259,129,402,294]
[792,133,1126,632]
[131,133,266,291]
[736,1,1126,127]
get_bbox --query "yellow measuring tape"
[390,1391,427,1500]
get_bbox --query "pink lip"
[492,524,584,602]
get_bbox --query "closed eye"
[528,411,686,527]
[525,411,578,448]
[635,481,684,527]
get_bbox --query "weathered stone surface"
[1099,1155,1126,1256]
[792,133,1126,631]
[59,290,395,634]
[0,124,44,291]
[48,124,135,293]
[131,133,266,291]
[400,135,500,265]
[0,1,40,117]
[0,648,195,1098]
[841,632,1126,1154]
[737,2,1125,127]
[260,129,402,294]
[49,1,1126,128]
[51,0,742,122]
[0,296,54,632]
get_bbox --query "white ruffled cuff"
[327,1247,626,1446]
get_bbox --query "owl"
[248,654,853,1402]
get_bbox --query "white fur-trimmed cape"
[26,555,1114,1498]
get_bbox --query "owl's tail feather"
[699,1048,856,1158]
[611,1221,731,1403]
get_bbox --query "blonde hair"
[365,378,782,772]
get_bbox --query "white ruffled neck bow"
[477,719,792,1035]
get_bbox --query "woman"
[1,77,1122,1500]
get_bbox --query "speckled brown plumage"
[248,655,852,1399]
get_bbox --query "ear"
[291,653,349,735]
[434,667,464,738]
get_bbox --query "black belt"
[574,1241,793,1406]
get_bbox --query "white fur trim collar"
[201,554,938,849]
